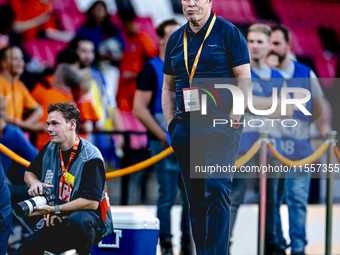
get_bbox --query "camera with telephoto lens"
[14,186,56,217]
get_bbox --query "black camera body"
[14,186,56,217]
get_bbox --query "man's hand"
[267,54,280,69]
[28,181,53,197]
[29,205,54,217]
[160,131,169,148]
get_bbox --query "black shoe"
[180,238,191,255]
[227,241,232,255]
[265,244,286,255]
[160,239,173,255]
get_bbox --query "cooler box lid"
[112,212,159,230]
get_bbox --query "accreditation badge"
[64,172,75,186]
[183,87,201,112]
[62,172,74,203]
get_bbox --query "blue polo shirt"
[0,156,11,219]
[163,12,250,121]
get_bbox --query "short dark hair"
[0,5,15,34]
[56,48,80,65]
[156,19,179,38]
[47,103,80,134]
[118,8,136,23]
[68,37,93,51]
[272,24,290,43]
[0,46,18,62]
[55,63,80,88]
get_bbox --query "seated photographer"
[13,102,113,255]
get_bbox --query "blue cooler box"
[92,212,159,255]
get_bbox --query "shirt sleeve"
[78,101,100,123]
[21,82,39,111]
[140,33,158,60]
[136,64,157,92]
[28,143,49,181]
[225,26,250,68]
[15,127,38,162]
[78,159,105,202]
[163,33,175,75]
[309,70,324,99]
[31,83,43,103]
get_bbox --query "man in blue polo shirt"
[0,156,11,255]
[267,24,323,255]
[162,1,252,254]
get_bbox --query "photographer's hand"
[28,181,53,197]
[29,205,54,217]
[25,171,53,196]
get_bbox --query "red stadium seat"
[22,39,67,67]
[58,11,85,32]
[135,17,157,46]
[22,40,43,62]
[313,55,338,87]
[54,0,81,15]
[288,28,324,57]
[212,0,257,24]
[110,14,158,46]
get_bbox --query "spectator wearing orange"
[116,9,157,113]
[115,9,157,150]
[31,63,80,150]
[0,46,43,132]
[9,0,74,42]
[75,68,100,141]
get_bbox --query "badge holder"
[183,87,201,112]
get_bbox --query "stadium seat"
[136,17,157,45]
[313,55,338,82]
[58,11,85,32]
[212,0,257,24]
[22,39,67,67]
[55,0,81,15]
[288,28,324,57]
[110,14,158,46]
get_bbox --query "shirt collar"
[186,11,214,35]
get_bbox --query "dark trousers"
[13,210,102,255]
[169,118,243,255]
[0,213,12,255]
[151,140,191,244]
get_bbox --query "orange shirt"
[10,0,58,41]
[31,75,74,150]
[117,32,157,112]
[0,75,38,120]
[77,93,100,140]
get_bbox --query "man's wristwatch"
[54,205,61,215]
[230,117,240,130]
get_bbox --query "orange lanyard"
[183,14,216,87]
[59,136,80,201]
